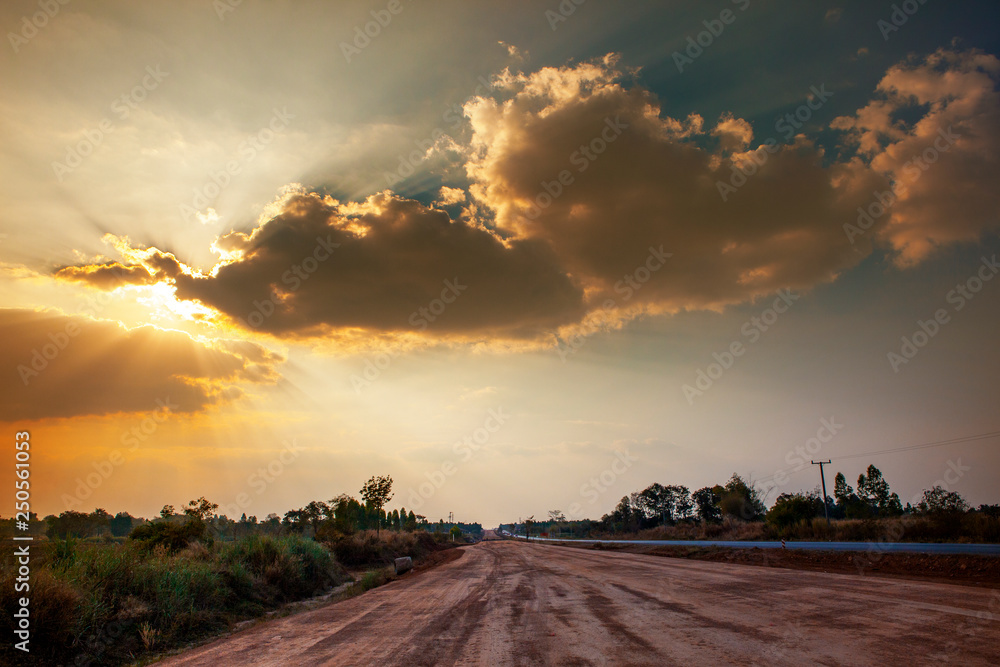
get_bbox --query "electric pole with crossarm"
[812,460,832,526]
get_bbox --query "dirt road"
[159,540,1000,666]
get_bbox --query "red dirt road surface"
[158,540,1000,666]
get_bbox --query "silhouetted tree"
[692,487,722,523]
[916,486,969,514]
[109,512,135,537]
[856,465,903,517]
[183,497,219,521]
[719,474,765,521]
[834,472,867,518]
[360,475,393,536]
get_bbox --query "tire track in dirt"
[157,540,1000,666]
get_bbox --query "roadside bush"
[0,535,349,666]
[220,534,346,601]
[358,568,392,592]
[0,567,82,665]
[766,493,823,532]
[129,518,208,552]
[326,529,443,568]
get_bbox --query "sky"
[2,0,999,527]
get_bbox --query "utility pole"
[812,460,832,526]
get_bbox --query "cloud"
[53,262,157,289]
[51,51,1000,346]
[436,186,466,206]
[462,55,887,316]
[71,189,586,341]
[0,308,283,421]
[712,113,754,151]
[458,386,499,401]
[831,49,1000,265]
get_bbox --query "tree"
[302,500,330,534]
[672,486,694,521]
[129,517,207,551]
[283,509,308,532]
[916,486,969,514]
[45,510,109,539]
[636,484,692,525]
[856,465,903,517]
[329,494,365,534]
[360,475,394,536]
[833,472,852,504]
[183,497,219,521]
[523,515,535,540]
[109,512,135,537]
[833,472,867,519]
[978,504,1000,518]
[548,509,566,537]
[606,495,642,532]
[766,492,823,530]
[637,484,667,523]
[160,505,175,519]
[692,487,722,523]
[719,474,765,521]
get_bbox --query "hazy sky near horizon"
[2,0,999,526]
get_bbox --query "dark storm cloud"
[170,191,587,338]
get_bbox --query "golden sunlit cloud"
[44,50,1000,353]
[831,48,1000,265]
[0,308,283,421]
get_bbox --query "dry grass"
[0,534,350,666]
[325,529,445,567]
[610,513,1000,544]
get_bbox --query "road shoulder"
[540,540,1000,589]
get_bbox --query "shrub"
[916,486,969,514]
[129,518,208,552]
[0,535,349,666]
[0,567,82,665]
[766,493,823,532]
[221,534,346,601]
[358,568,392,591]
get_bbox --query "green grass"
[0,534,349,666]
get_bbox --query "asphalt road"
[516,536,1000,556]
[158,540,1000,666]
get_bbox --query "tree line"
[25,474,482,543]
[509,465,997,536]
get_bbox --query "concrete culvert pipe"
[394,557,413,575]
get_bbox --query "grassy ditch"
[0,529,458,666]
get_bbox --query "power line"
[831,429,1000,463]
[745,429,1000,487]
